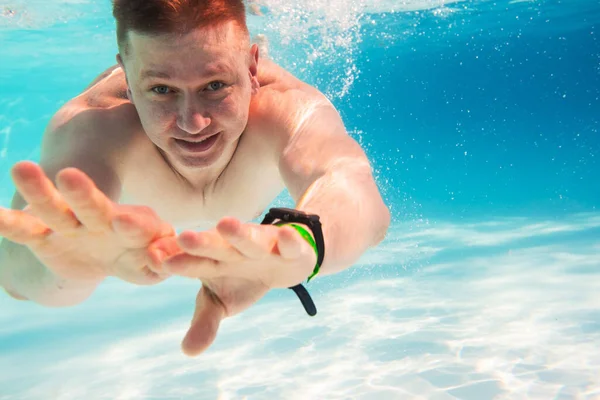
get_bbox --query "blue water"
[1,0,599,398]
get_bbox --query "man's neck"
[158,138,241,192]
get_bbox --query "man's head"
[113,0,260,172]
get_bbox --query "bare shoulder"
[251,59,340,143]
[41,66,141,181]
[47,65,131,131]
[256,59,329,103]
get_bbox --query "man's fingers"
[11,161,80,233]
[216,217,276,259]
[0,207,50,245]
[182,286,225,357]
[162,253,224,279]
[56,168,115,231]
[276,225,304,260]
[177,230,239,261]
[147,236,182,273]
[111,206,173,247]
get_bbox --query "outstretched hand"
[0,161,180,288]
[1,162,317,355]
[150,217,317,356]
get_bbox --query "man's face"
[119,22,258,170]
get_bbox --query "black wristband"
[261,208,325,317]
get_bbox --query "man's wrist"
[260,207,322,316]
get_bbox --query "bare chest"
[119,138,285,231]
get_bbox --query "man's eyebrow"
[140,69,172,80]
[201,63,235,78]
[140,63,234,81]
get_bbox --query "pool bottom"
[0,213,599,399]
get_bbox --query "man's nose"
[177,97,211,134]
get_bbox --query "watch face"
[266,208,320,224]
[282,207,304,215]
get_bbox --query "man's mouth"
[174,133,220,153]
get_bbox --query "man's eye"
[206,82,225,91]
[151,86,171,95]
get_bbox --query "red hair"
[112,0,248,52]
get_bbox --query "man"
[0,0,389,356]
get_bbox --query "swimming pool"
[1,0,599,398]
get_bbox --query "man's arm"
[0,109,124,306]
[277,93,390,276]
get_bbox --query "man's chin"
[168,134,229,170]
[176,154,220,169]
[172,148,222,169]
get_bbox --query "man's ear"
[116,54,134,103]
[116,53,124,69]
[248,44,260,95]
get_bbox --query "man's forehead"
[127,22,248,54]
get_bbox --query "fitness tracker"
[260,207,325,316]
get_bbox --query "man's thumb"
[181,285,225,356]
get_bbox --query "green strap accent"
[276,222,321,282]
